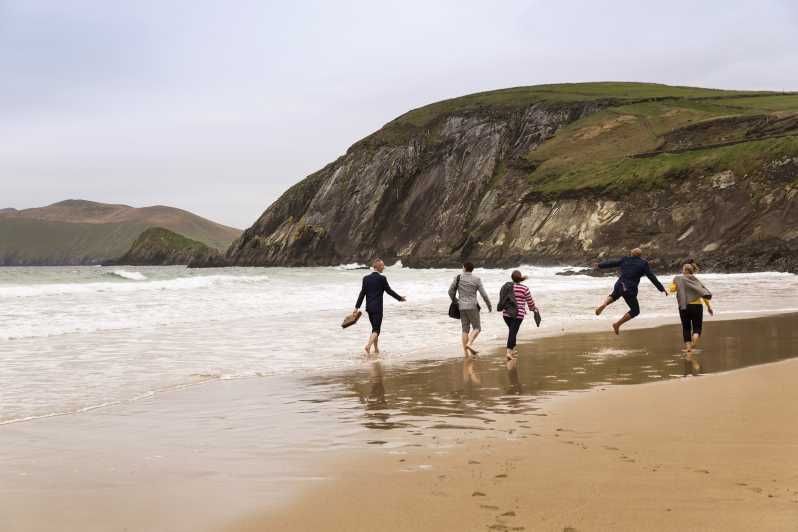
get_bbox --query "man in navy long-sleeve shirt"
[594,248,667,334]
[355,258,405,355]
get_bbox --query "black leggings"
[503,316,523,349]
[679,304,703,342]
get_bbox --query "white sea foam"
[0,272,271,298]
[336,262,368,270]
[0,265,796,425]
[109,269,147,281]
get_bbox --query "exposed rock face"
[108,227,221,266]
[203,83,798,272]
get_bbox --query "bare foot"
[363,346,371,356]
[612,322,620,335]
[595,305,605,316]
[466,344,479,354]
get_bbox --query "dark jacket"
[598,256,666,295]
[496,282,518,318]
[355,272,402,313]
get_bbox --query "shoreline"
[229,315,798,531]
[2,313,798,531]
[4,307,793,429]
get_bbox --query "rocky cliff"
[203,83,798,272]
[107,227,221,266]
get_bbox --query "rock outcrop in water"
[107,227,221,266]
[196,83,798,272]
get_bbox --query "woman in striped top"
[501,270,538,362]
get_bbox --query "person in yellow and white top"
[668,263,713,375]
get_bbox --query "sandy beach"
[3,314,798,531]
[233,314,798,532]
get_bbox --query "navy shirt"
[599,256,665,296]
[355,272,402,313]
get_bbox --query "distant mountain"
[202,82,798,272]
[105,227,222,266]
[0,200,241,266]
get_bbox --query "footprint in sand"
[495,474,508,479]
[501,511,516,517]
[480,504,500,510]
[472,491,487,497]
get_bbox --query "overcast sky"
[2,1,797,228]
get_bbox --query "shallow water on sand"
[2,314,797,531]
[2,265,797,425]
[304,313,798,440]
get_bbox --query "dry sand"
[231,329,798,531]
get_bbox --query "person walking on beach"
[497,270,538,365]
[448,262,492,356]
[594,248,667,334]
[355,258,406,356]
[669,262,713,375]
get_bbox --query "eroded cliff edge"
[199,83,798,272]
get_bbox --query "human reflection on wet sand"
[462,354,480,389]
[683,350,701,376]
[506,357,523,395]
[358,355,386,408]
[332,314,798,433]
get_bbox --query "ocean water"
[1,264,797,425]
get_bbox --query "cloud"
[1,0,796,228]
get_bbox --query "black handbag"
[448,275,461,319]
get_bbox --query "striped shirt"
[503,283,537,320]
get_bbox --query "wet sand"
[3,314,798,531]
[233,315,798,532]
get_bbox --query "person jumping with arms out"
[594,248,667,334]
[668,262,713,375]
[448,261,492,357]
[354,258,406,356]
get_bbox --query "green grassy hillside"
[364,82,798,196]
[111,227,217,266]
[0,218,147,265]
[0,200,241,265]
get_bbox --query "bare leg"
[373,333,380,354]
[364,332,379,356]
[461,332,470,356]
[466,329,481,354]
[612,312,633,334]
[690,333,701,373]
[595,296,614,316]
